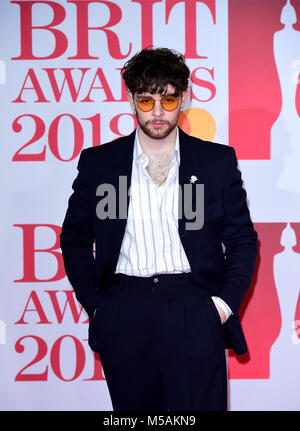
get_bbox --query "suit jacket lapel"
[178,127,205,237]
[111,130,135,238]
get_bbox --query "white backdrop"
[1,0,300,411]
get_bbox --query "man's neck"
[137,126,177,158]
[137,126,177,186]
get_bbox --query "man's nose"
[152,100,164,116]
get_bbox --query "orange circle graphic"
[178,107,216,141]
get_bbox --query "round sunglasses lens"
[137,98,154,111]
[161,96,179,111]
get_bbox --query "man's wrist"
[211,296,233,322]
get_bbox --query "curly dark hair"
[121,47,190,96]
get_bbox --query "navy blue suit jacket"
[60,128,258,355]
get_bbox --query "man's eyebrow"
[136,92,178,97]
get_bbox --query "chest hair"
[146,152,172,186]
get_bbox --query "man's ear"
[127,91,135,112]
[180,89,189,110]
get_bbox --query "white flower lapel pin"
[190,175,198,184]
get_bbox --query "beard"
[136,114,179,140]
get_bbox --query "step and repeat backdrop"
[1,0,300,411]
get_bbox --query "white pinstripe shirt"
[115,128,232,320]
[115,128,191,276]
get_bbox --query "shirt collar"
[135,126,180,167]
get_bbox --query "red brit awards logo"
[227,0,300,380]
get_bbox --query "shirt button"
[153,277,158,283]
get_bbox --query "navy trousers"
[94,272,227,411]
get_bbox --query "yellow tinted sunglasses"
[135,95,180,112]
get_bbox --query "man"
[60,48,258,411]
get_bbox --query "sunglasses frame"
[135,94,180,112]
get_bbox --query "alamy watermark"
[291,320,300,345]
[0,320,6,344]
[291,59,300,85]
[0,61,6,85]
[95,176,205,231]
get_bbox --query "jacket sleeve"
[218,146,258,315]
[60,149,101,318]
